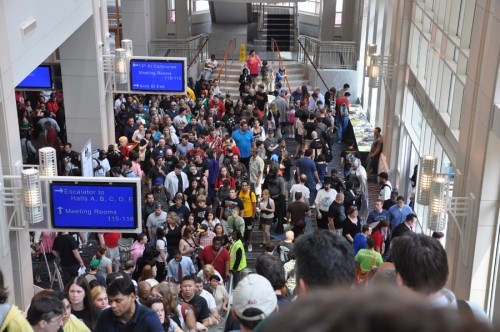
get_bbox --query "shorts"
[250,73,259,78]
[260,217,273,226]
[295,134,303,144]
[244,217,254,230]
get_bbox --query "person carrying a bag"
[354,237,383,286]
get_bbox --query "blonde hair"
[167,212,181,227]
[91,286,107,305]
[118,136,128,144]
[203,264,216,276]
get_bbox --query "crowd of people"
[11,50,492,331]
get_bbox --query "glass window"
[167,0,175,22]
[298,0,320,15]
[192,1,209,12]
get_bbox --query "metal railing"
[270,38,292,94]
[216,38,237,91]
[149,33,210,64]
[297,37,330,91]
[298,35,357,70]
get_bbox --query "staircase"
[254,5,296,53]
[217,61,313,97]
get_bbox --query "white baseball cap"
[233,274,277,321]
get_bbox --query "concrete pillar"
[122,0,151,55]
[59,14,110,151]
[319,0,335,41]
[444,0,500,317]
[175,0,191,38]
[0,0,34,309]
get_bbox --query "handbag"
[355,251,377,286]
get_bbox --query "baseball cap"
[233,274,277,321]
[154,177,163,185]
[90,259,101,269]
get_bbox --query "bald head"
[336,193,344,203]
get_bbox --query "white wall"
[3,0,92,85]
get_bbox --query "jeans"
[337,116,349,141]
[305,181,317,207]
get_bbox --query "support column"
[175,0,191,39]
[59,13,110,151]
[122,0,151,55]
[0,0,34,309]
[319,0,335,41]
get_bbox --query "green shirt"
[355,248,383,272]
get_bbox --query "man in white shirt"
[378,172,392,201]
[165,163,189,202]
[315,177,337,230]
[202,54,218,80]
[195,277,223,324]
[93,150,111,177]
[290,174,310,204]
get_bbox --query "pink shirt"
[130,240,145,261]
[246,55,261,75]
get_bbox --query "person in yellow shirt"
[237,179,257,252]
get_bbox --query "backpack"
[340,102,349,117]
[323,145,333,162]
[279,245,291,263]
[261,66,270,80]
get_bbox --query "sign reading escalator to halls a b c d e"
[50,182,138,230]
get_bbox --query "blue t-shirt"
[388,204,414,230]
[352,233,367,255]
[297,157,317,185]
[177,143,194,159]
[366,209,390,224]
[316,162,328,183]
[232,129,254,158]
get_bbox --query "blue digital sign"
[50,182,138,230]
[129,58,185,93]
[16,65,52,89]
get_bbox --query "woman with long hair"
[65,276,96,330]
[179,226,200,265]
[181,213,197,236]
[184,178,201,210]
[371,220,390,254]
[214,223,230,248]
[151,283,197,331]
[137,264,158,286]
[94,244,112,280]
[215,166,235,190]
[90,286,109,311]
[165,212,182,261]
[300,85,310,110]
[147,298,183,332]
[259,189,275,247]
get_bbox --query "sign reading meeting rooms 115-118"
[49,182,138,230]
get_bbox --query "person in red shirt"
[208,95,226,120]
[46,92,59,116]
[98,232,121,272]
[199,237,230,279]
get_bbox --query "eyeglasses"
[48,316,63,325]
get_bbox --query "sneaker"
[337,140,342,144]
[248,245,253,252]
[310,205,316,209]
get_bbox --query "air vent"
[20,18,37,38]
